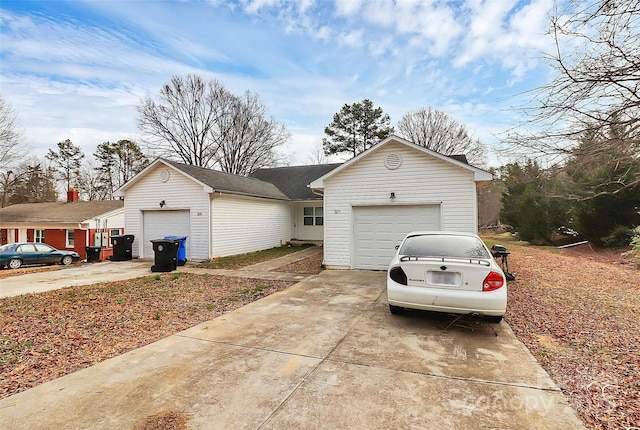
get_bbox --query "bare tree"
[77,159,106,201]
[307,143,329,165]
[503,0,640,193]
[397,107,487,166]
[0,95,25,171]
[138,74,289,173]
[214,91,290,175]
[138,75,231,168]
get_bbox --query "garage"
[353,204,441,270]
[142,210,190,259]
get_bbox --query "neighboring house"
[115,136,493,269]
[0,189,125,260]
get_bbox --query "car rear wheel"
[389,304,405,315]
[61,255,73,266]
[8,258,22,269]
[485,315,503,324]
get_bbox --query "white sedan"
[386,231,507,323]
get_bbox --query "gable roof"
[250,163,343,200]
[0,200,124,224]
[116,158,290,201]
[309,135,493,190]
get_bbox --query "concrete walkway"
[0,246,323,297]
[0,268,585,429]
[178,245,323,282]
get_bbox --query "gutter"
[211,189,290,201]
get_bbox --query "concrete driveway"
[0,270,584,429]
[0,260,154,297]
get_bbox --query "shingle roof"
[249,163,343,200]
[163,159,290,200]
[0,200,124,224]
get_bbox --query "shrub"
[631,226,640,267]
[601,226,635,249]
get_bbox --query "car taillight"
[389,266,408,285]
[483,271,505,292]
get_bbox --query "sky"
[0,0,560,168]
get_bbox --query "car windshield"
[399,234,490,259]
[0,243,16,252]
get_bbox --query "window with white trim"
[66,229,75,247]
[110,229,121,237]
[303,207,323,226]
[34,229,45,243]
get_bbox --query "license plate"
[429,271,457,286]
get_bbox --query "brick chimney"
[67,188,79,203]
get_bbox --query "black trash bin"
[85,246,101,263]
[150,239,180,272]
[110,234,135,261]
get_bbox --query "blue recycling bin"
[164,236,187,266]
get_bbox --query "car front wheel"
[61,255,73,266]
[8,258,22,269]
[389,304,405,315]
[485,315,503,324]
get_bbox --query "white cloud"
[334,0,364,17]
[337,29,364,47]
[0,0,560,168]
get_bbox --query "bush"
[631,226,640,267]
[601,226,635,249]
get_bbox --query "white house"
[309,136,493,269]
[115,136,493,268]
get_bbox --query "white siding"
[294,202,324,241]
[123,164,211,260]
[211,195,292,257]
[82,209,125,231]
[323,141,478,269]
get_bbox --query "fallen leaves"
[0,273,294,399]
[504,242,640,430]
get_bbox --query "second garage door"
[353,205,441,270]
[142,210,190,259]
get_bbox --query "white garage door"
[353,205,441,270]
[143,210,190,259]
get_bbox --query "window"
[303,207,323,226]
[110,229,121,237]
[34,243,55,252]
[34,230,45,243]
[66,229,75,247]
